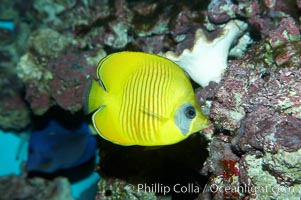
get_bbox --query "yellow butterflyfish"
[85,52,210,146]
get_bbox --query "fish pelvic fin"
[140,107,167,121]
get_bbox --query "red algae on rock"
[233,105,301,153]
[15,0,211,115]
[2,0,301,199]
[46,50,98,112]
[198,13,301,199]
[16,28,70,115]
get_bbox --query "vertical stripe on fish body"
[86,52,210,146]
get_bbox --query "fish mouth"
[203,116,211,127]
[194,113,211,132]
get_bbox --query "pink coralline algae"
[16,28,71,115]
[2,0,301,199]
[233,106,301,153]
[199,14,301,200]
[46,50,97,112]
[207,0,300,39]
[267,17,300,47]
[207,0,236,24]
[15,1,210,115]
[169,8,205,54]
[16,26,104,115]
[209,16,300,131]
[17,48,99,115]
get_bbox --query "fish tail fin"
[83,77,107,114]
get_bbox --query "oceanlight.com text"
[134,183,295,196]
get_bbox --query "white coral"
[165,20,248,87]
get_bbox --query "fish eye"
[185,106,196,119]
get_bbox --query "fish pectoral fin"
[140,108,166,121]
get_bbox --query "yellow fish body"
[86,52,210,146]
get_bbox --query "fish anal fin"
[92,105,107,138]
[92,105,131,146]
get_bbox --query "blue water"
[0,20,15,32]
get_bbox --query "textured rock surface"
[0,174,73,200]
[0,0,300,199]
[0,69,30,130]
[199,14,301,200]
[95,177,170,200]
[14,1,211,115]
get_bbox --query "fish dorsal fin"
[84,78,106,114]
[95,76,107,92]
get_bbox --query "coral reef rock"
[0,69,30,130]
[199,14,301,199]
[95,177,170,200]
[165,20,248,87]
[0,174,74,200]
[16,28,71,115]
